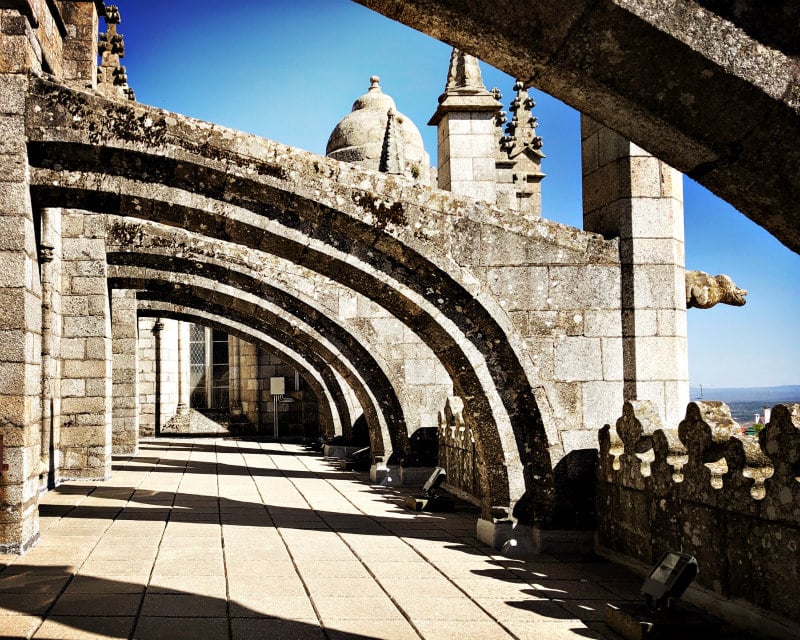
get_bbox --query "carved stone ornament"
[500,81,543,158]
[685,270,747,309]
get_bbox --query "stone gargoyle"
[685,270,748,309]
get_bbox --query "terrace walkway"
[0,438,732,639]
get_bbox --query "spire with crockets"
[97,4,135,101]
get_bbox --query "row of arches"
[27,79,562,523]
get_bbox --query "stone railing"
[438,396,481,503]
[598,400,800,624]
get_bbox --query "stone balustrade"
[598,400,800,624]
[437,396,480,502]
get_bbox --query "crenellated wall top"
[599,400,800,521]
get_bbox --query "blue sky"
[115,1,798,388]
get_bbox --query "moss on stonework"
[352,192,407,230]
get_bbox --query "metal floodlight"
[641,551,698,611]
[405,466,454,512]
[422,467,447,497]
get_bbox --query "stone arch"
[109,271,398,461]
[108,257,410,452]
[28,81,564,519]
[104,215,453,440]
[353,0,800,254]
[133,299,349,438]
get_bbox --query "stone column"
[154,319,179,426]
[59,210,111,480]
[0,68,42,553]
[429,49,501,203]
[229,335,242,415]
[39,208,62,490]
[137,317,157,437]
[151,319,164,436]
[239,339,259,425]
[582,117,689,425]
[111,289,139,455]
[176,320,190,414]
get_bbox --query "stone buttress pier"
[582,117,689,425]
[58,210,112,480]
[0,57,41,555]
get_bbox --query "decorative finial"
[444,49,487,94]
[105,5,121,25]
[380,108,404,175]
[97,4,135,101]
[370,76,381,90]
[500,80,543,157]
[491,88,507,128]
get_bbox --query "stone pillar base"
[375,465,401,486]
[0,532,40,556]
[57,474,112,483]
[111,444,138,457]
[477,518,595,557]
[369,463,390,483]
[398,466,436,486]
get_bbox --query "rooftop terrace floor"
[0,438,753,639]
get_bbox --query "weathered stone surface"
[57,209,111,481]
[685,269,748,309]
[0,65,40,551]
[599,401,800,624]
[355,0,800,254]
[4,12,791,618]
[111,289,138,454]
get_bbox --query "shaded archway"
[28,79,563,520]
[104,217,454,442]
[109,272,398,460]
[134,298,350,438]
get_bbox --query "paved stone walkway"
[0,439,646,639]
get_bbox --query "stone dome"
[326,76,431,184]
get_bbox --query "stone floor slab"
[312,595,404,622]
[131,616,228,640]
[140,593,228,617]
[0,593,59,616]
[50,592,143,617]
[228,575,307,598]
[0,439,756,640]
[0,574,70,594]
[63,575,145,595]
[303,576,387,598]
[0,614,41,639]
[231,618,325,640]
[33,616,134,639]
[413,619,514,639]
[325,619,421,640]
[229,594,317,620]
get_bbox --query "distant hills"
[689,385,800,403]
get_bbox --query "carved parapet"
[600,401,798,517]
[437,395,481,505]
[599,401,686,492]
[439,395,468,444]
[678,402,772,510]
[599,402,800,621]
[759,404,800,523]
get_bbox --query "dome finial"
[326,75,430,184]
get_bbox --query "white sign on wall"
[270,377,285,396]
